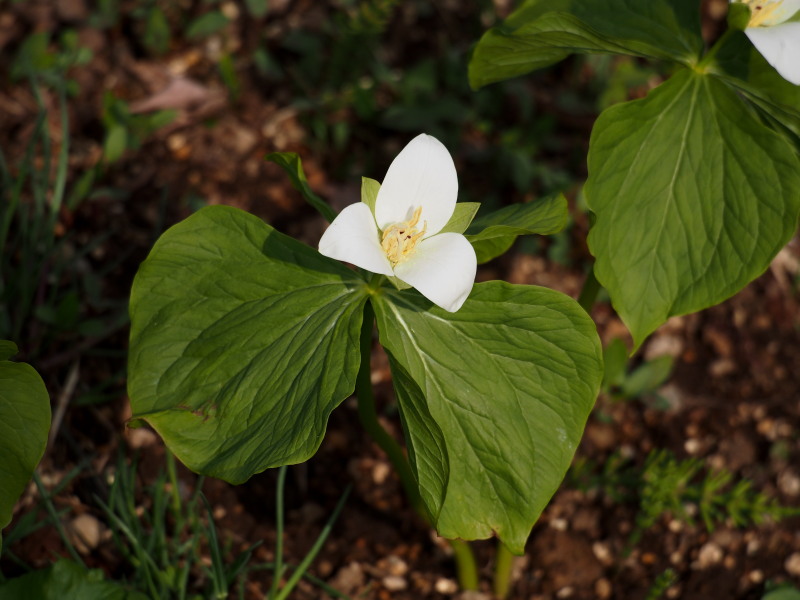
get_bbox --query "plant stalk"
[493,541,515,599]
[355,299,479,590]
[697,27,735,71]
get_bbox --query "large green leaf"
[0,559,146,600]
[710,30,800,138]
[466,192,568,263]
[586,69,800,348]
[128,206,369,483]
[373,282,602,553]
[0,341,50,552]
[469,0,702,89]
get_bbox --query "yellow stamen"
[741,0,784,27]
[380,206,427,267]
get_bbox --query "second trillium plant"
[127,132,603,555]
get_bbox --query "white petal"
[746,22,800,85]
[733,0,800,25]
[319,203,393,276]
[375,134,458,238]
[767,0,800,24]
[393,233,477,312]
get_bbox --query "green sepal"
[726,3,751,31]
[438,202,481,235]
[361,176,380,215]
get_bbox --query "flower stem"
[450,539,480,590]
[493,541,515,599]
[577,264,601,314]
[356,301,422,514]
[355,300,479,591]
[697,27,735,71]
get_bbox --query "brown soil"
[1,1,798,599]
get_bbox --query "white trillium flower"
[319,133,477,313]
[733,0,800,85]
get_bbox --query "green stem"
[450,539,479,591]
[269,466,288,600]
[356,301,422,514]
[697,27,735,70]
[492,542,515,599]
[577,264,601,314]
[356,299,479,591]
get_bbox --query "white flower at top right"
[732,0,800,85]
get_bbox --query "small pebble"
[696,542,723,569]
[556,586,574,598]
[382,575,407,591]
[668,519,683,532]
[69,513,104,554]
[435,578,458,594]
[748,569,764,584]
[641,552,657,565]
[684,438,702,454]
[594,577,612,599]
[384,555,408,577]
[779,471,800,497]
[785,552,800,577]
[372,461,391,485]
[592,541,612,565]
[550,518,568,531]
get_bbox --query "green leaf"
[0,559,147,600]
[0,341,17,361]
[465,193,568,263]
[763,587,800,600]
[103,124,127,163]
[373,282,602,553]
[361,176,380,215]
[710,30,800,138]
[128,206,368,483]
[266,152,337,223]
[244,0,269,18]
[185,11,230,40]
[621,355,673,398]
[0,344,51,552]
[602,337,628,391]
[586,69,800,348]
[469,0,703,89]
[470,236,517,264]
[438,203,481,235]
[143,7,170,55]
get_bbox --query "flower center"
[741,0,784,27]
[380,206,427,267]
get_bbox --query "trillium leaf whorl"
[319,134,477,313]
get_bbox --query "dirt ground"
[1,1,799,599]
